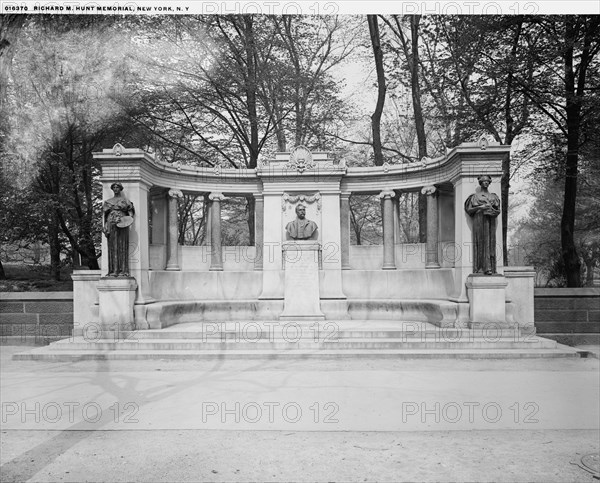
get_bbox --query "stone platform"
[12,320,580,361]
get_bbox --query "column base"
[426,263,441,269]
[97,277,137,332]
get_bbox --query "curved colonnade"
[70,142,535,333]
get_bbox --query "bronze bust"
[286,204,318,240]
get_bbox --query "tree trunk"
[500,20,523,267]
[406,15,428,243]
[244,17,259,168]
[561,18,582,287]
[246,196,255,246]
[49,210,61,281]
[410,16,427,160]
[0,259,6,280]
[367,15,386,166]
[561,126,581,287]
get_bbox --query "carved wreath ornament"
[285,145,315,173]
[282,193,321,212]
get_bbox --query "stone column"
[209,192,225,271]
[259,192,284,299]
[340,192,351,270]
[421,185,440,269]
[379,189,396,270]
[254,193,264,270]
[150,190,168,246]
[166,189,182,271]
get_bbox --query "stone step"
[144,299,461,329]
[77,321,532,339]
[12,346,580,361]
[96,329,533,341]
[47,337,558,351]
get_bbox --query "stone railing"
[534,287,600,345]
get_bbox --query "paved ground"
[1,345,599,482]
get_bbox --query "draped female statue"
[464,175,500,275]
[103,183,135,277]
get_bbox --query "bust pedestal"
[280,241,325,321]
[466,274,508,328]
[97,277,138,336]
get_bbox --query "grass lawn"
[0,264,74,292]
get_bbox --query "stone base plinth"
[97,277,138,334]
[466,274,508,328]
[280,241,325,321]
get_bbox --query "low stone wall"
[0,292,73,343]
[535,288,600,345]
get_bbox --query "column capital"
[168,188,184,199]
[379,189,396,199]
[209,192,226,201]
[421,185,438,196]
[340,191,352,201]
[253,192,264,201]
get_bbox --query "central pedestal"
[280,241,325,321]
[466,274,509,328]
[97,277,138,334]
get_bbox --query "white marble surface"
[280,243,324,320]
[467,275,509,326]
[97,277,137,331]
[148,271,263,300]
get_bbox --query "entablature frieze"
[94,143,509,196]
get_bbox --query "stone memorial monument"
[69,140,538,341]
